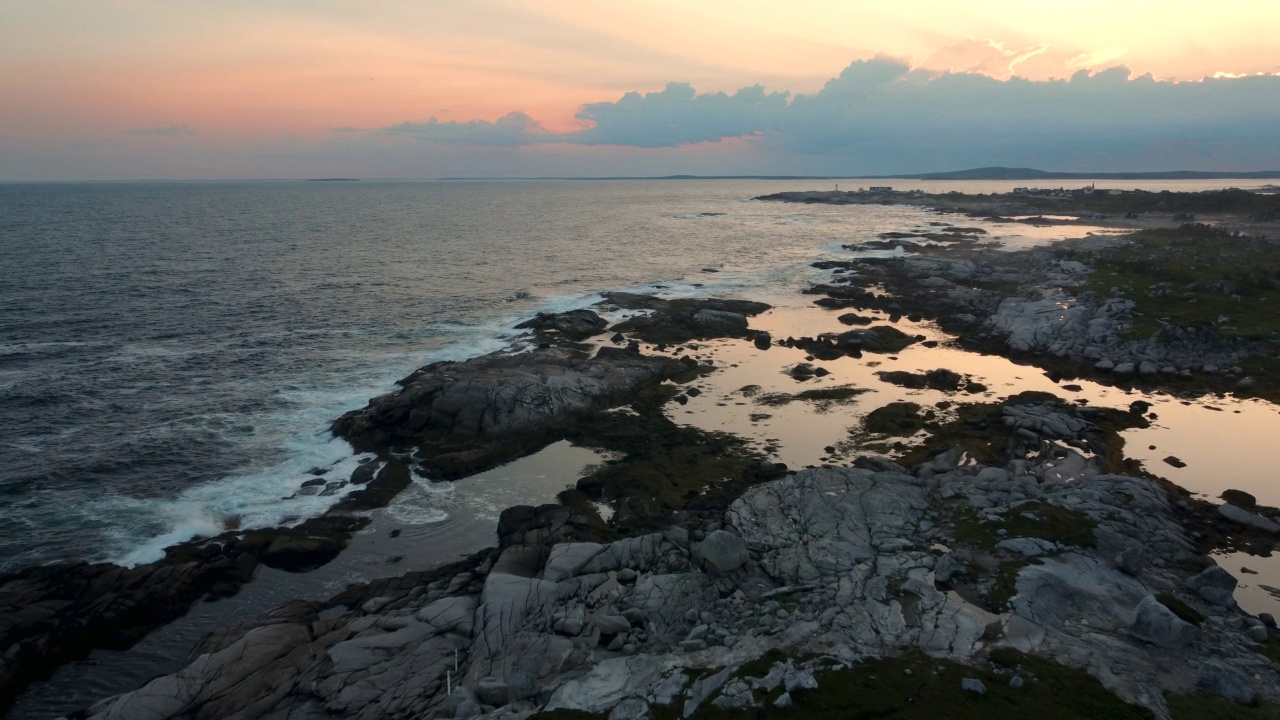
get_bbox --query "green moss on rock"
[1155,592,1205,626]
[756,384,870,410]
[686,649,1153,720]
[950,501,1097,550]
[1167,692,1280,719]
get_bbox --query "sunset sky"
[3,0,1279,179]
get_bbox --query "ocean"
[0,178,904,572]
[1,177,1274,573]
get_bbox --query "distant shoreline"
[440,166,1280,181]
[6,168,1280,183]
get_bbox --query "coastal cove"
[5,179,1280,719]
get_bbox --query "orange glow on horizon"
[2,0,1278,179]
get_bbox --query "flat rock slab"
[1010,553,1146,631]
[600,294,771,344]
[729,467,929,585]
[599,293,770,317]
[1218,503,1280,533]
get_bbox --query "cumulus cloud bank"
[373,57,1280,172]
[382,112,547,146]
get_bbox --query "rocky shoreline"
[802,235,1273,399]
[6,189,1280,719]
[65,395,1280,720]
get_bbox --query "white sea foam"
[383,478,454,525]
[115,512,225,568]
[100,439,377,567]
[94,245,838,567]
[93,291,620,566]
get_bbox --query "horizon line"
[5,167,1280,184]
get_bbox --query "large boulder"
[333,347,679,477]
[839,325,921,353]
[258,534,344,571]
[696,530,749,574]
[864,402,925,435]
[1197,660,1256,704]
[1217,503,1280,533]
[987,288,1096,354]
[876,368,963,391]
[1128,595,1196,649]
[690,309,749,334]
[515,309,609,341]
[600,294,770,343]
[1185,565,1238,608]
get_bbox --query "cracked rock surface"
[78,421,1280,720]
[24,209,1280,719]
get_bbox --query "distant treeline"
[897,167,1280,181]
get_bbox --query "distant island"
[304,177,360,182]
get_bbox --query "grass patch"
[1239,353,1280,402]
[1255,637,1280,664]
[950,501,1097,550]
[756,385,870,411]
[734,649,791,680]
[969,279,1025,295]
[1167,692,1280,720]
[987,648,1026,668]
[763,187,1280,219]
[1087,406,1151,475]
[777,594,802,609]
[985,558,1041,611]
[892,399,1012,468]
[564,386,765,536]
[681,648,1152,719]
[1155,592,1205,626]
[531,711,601,720]
[1062,224,1280,340]
[864,401,929,435]
[534,648,1171,720]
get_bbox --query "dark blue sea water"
[0,179,919,571]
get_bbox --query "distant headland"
[442,167,1280,181]
[888,167,1280,181]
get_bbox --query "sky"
[2,0,1279,180]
